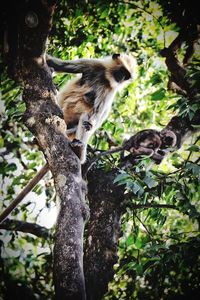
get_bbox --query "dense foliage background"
[0,0,200,299]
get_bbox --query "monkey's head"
[105,53,137,87]
[160,129,177,149]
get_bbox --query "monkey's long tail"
[0,163,49,224]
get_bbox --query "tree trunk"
[84,168,125,300]
[3,1,88,299]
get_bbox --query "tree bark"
[3,1,88,299]
[84,168,125,300]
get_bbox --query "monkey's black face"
[112,66,131,83]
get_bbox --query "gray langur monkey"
[46,53,137,162]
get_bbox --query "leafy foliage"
[0,0,200,299]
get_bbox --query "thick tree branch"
[159,29,200,149]
[160,45,191,96]
[0,219,49,238]
[183,27,200,65]
[162,113,200,148]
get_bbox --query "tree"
[0,1,200,300]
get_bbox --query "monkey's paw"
[82,121,92,131]
[70,139,84,160]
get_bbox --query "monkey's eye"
[112,53,120,60]
[112,67,131,82]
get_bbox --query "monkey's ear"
[112,53,120,60]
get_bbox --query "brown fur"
[58,79,93,127]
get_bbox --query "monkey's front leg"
[71,113,94,162]
[76,113,94,140]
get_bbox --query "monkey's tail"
[0,163,49,224]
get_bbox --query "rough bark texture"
[3,1,88,299]
[84,169,125,300]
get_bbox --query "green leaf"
[135,238,143,249]
[151,88,165,101]
[126,234,134,246]
[135,264,143,275]
[185,162,200,176]
[150,73,162,85]
[32,184,43,195]
[192,124,200,129]
[131,182,142,194]
[186,145,200,152]
[5,163,17,173]
[126,261,137,270]
[0,137,4,148]
[100,8,109,19]
[114,172,131,184]
[144,176,158,188]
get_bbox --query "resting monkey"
[120,129,177,168]
[0,53,137,223]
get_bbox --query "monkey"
[120,129,177,168]
[82,129,177,176]
[123,129,162,161]
[46,53,137,161]
[0,53,137,223]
